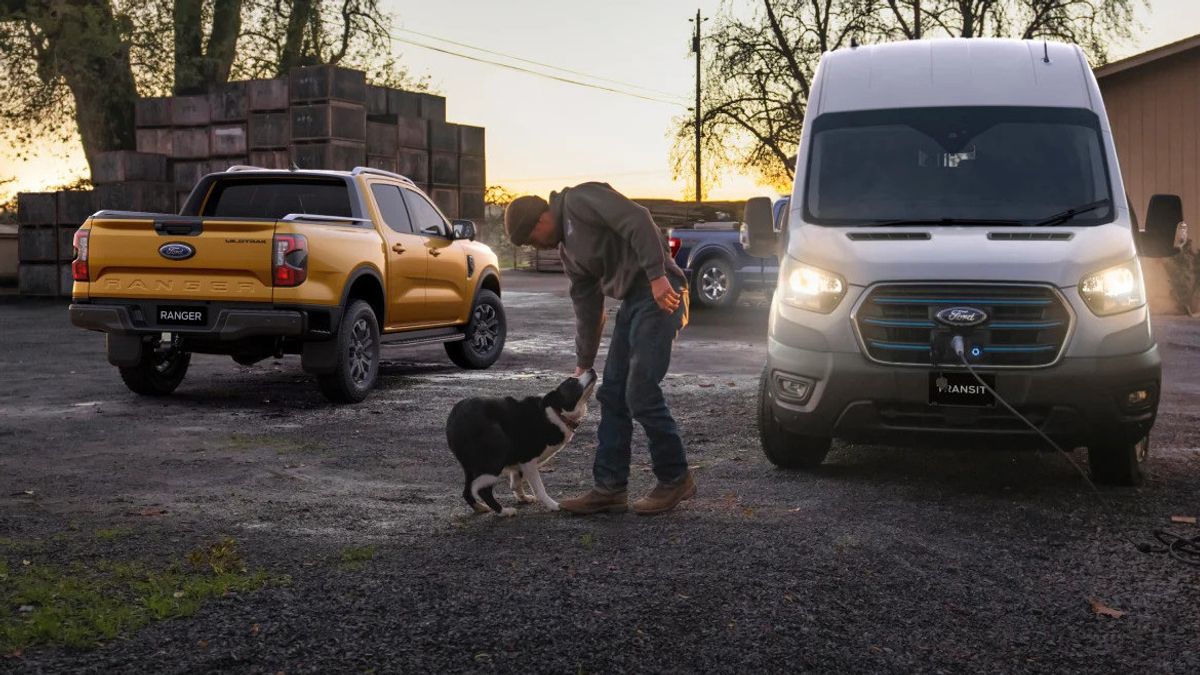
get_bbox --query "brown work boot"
[632,471,696,516]
[559,487,628,515]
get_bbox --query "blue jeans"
[594,279,689,491]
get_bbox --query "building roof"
[1094,33,1200,79]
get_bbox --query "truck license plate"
[929,372,995,407]
[157,305,207,327]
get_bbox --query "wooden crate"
[170,95,211,126]
[291,102,365,141]
[208,157,248,173]
[59,263,74,297]
[171,160,209,192]
[93,182,175,214]
[170,127,210,159]
[58,225,79,261]
[289,65,366,103]
[430,151,459,185]
[18,262,60,296]
[210,124,248,156]
[459,125,485,156]
[247,79,289,111]
[429,121,459,153]
[18,225,57,262]
[397,148,429,183]
[92,151,168,184]
[249,149,290,170]
[420,94,446,121]
[291,140,365,171]
[56,191,95,225]
[397,117,428,150]
[529,248,564,273]
[210,81,248,122]
[366,154,398,173]
[430,187,459,219]
[136,128,173,156]
[249,112,290,148]
[459,155,484,188]
[366,120,399,155]
[460,189,484,219]
[135,97,172,127]
[17,192,56,224]
[366,85,388,115]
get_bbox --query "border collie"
[446,370,597,516]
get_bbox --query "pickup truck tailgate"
[88,215,276,302]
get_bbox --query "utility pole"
[913,0,921,39]
[690,9,706,203]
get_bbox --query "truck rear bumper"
[70,303,304,341]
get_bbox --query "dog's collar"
[561,415,582,431]
[546,407,579,434]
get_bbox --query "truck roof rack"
[351,166,415,185]
[225,165,268,172]
[280,213,372,224]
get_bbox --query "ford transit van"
[743,39,1188,485]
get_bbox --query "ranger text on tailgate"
[69,166,505,403]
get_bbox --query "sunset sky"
[2,0,1198,203]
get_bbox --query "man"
[504,182,695,516]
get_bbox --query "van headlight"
[1079,259,1145,316]
[779,257,846,313]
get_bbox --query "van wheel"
[446,290,506,369]
[757,366,830,469]
[317,300,380,404]
[119,343,191,396]
[693,257,740,310]
[1088,435,1149,486]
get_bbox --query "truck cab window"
[202,178,352,219]
[402,189,448,237]
[371,184,414,233]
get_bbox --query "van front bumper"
[765,339,1161,447]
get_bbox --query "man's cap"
[504,195,549,245]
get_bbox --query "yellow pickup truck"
[68,166,504,403]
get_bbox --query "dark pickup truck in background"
[668,197,787,309]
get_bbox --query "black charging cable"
[948,335,1199,567]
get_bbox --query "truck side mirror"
[741,196,777,258]
[1138,194,1187,257]
[451,219,476,241]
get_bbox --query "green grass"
[1,539,282,653]
[94,527,131,541]
[337,545,377,570]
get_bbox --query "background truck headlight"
[779,257,846,313]
[1078,259,1145,316]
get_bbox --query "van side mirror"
[741,196,777,258]
[451,219,476,241]
[1137,194,1187,257]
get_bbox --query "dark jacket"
[551,182,687,369]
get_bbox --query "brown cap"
[504,195,549,245]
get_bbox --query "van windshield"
[803,106,1113,226]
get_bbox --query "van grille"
[854,284,1071,368]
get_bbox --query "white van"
[743,39,1188,485]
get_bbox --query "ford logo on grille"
[159,242,195,260]
[936,306,988,327]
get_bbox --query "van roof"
[815,39,1096,115]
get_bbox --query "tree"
[674,0,1144,195]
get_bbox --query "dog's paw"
[470,503,491,515]
[496,507,517,518]
[545,500,560,512]
[515,493,536,505]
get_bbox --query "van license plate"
[929,372,995,407]
[157,305,207,327]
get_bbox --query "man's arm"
[569,272,605,371]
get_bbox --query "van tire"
[1087,435,1148,486]
[317,300,380,404]
[757,366,831,469]
[693,256,740,310]
[446,290,506,369]
[119,344,191,396]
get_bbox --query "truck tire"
[446,290,506,369]
[119,343,191,396]
[758,365,831,469]
[1087,435,1148,486]
[693,256,740,310]
[317,300,380,404]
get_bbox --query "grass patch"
[579,533,594,550]
[1,539,283,653]
[94,527,131,541]
[337,545,376,570]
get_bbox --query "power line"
[388,34,688,106]
[395,27,688,101]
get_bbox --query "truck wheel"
[757,365,830,469]
[317,300,380,404]
[1087,435,1149,486]
[119,343,191,396]
[446,290,506,369]
[694,257,740,310]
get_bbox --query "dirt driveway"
[2,272,1198,673]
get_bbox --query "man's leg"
[592,300,635,491]
[625,292,689,484]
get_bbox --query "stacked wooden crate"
[16,191,91,297]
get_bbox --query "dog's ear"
[542,390,565,412]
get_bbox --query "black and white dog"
[446,370,597,516]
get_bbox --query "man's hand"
[574,367,588,377]
[650,275,681,313]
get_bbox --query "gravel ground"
[1,272,1199,674]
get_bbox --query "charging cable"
[949,335,1200,566]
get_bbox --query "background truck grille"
[854,284,1071,368]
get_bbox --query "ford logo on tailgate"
[936,306,988,327]
[159,242,195,260]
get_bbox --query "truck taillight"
[273,233,308,287]
[72,229,89,281]
[668,236,681,257]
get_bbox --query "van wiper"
[1028,199,1111,227]
[864,218,1024,227]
